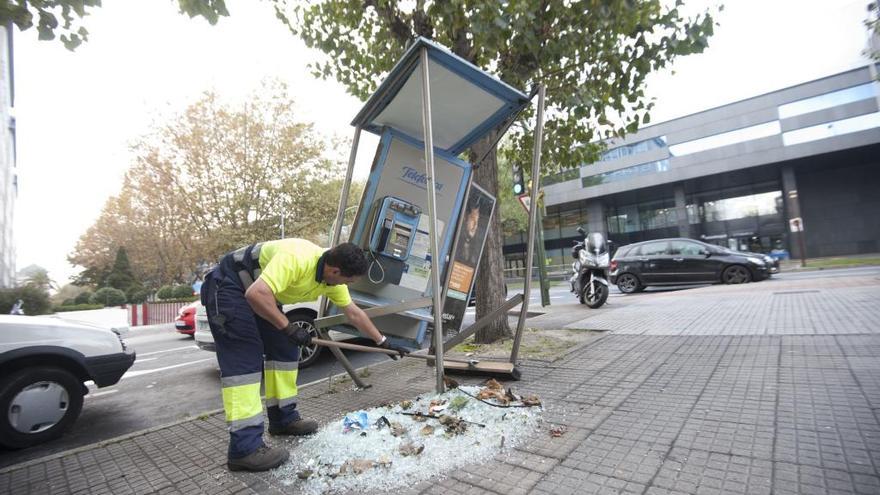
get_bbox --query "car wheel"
[287,312,322,368]
[0,366,84,449]
[616,273,641,294]
[722,265,752,284]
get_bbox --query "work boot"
[227,445,289,472]
[269,418,319,436]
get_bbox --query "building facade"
[0,25,15,287]
[504,66,880,268]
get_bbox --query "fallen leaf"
[485,378,503,390]
[399,442,425,456]
[297,470,313,480]
[400,400,413,410]
[412,413,428,422]
[550,426,567,437]
[477,388,510,405]
[429,403,448,414]
[438,414,468,435]
[390,422,407,437]
[522,395,542,407]
[420,425,435,436]
[339,459,376,475]
[449,396,469,412]
[443,376,460,389]
[377,455,392,467]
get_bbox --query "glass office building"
[504,66,880,270]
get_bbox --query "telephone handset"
[368,196,421,261]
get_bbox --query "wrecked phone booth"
[340,129,472,346]
[319,37,543,392]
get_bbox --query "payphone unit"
[368,196,421,261]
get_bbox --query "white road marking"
[122,358,214,379]
[85,389,119,399]
[137,346,197,357]
[135,357,158,363]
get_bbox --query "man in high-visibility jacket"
[200,239,408,472]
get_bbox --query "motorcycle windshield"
[586,233,607,254]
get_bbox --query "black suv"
[609,238,770,293]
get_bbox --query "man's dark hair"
[325,242,369,277]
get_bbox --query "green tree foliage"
[868,2,880,62]
[20,265,58,293]
[0,0,229,50]
[172,285,194,299]
[0,286,52,315]
[156,286,174,300]
[90,287,127,307]
[51,283,88,306]
[74,290,93,305]
[126,288,150,304]
[68,82,359,288]
[105,247,136,292]
[279,0,715,342]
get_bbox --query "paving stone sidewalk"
[1,273,878,494]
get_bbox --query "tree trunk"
[470,133,512,344]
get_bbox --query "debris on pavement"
[342,412,369,433]
[549,425,567,437]
[274,385,543,494]
[449,396,469,412]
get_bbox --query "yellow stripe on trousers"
[264,361,298,401]
[221,373,263,425]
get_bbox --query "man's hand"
[282,322,312,347]
[378,337,408,360]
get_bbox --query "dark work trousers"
[200,248,301,460]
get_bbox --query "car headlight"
[747,257,765,266]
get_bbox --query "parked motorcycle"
[569,227,610,308]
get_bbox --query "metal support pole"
[511,84,545,364]
[535,201,550,307]
[331,127,362,246]
[318,125,368,389]
[419,47,446,394]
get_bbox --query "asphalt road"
[1,265,876,469]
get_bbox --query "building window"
[542,212,561,240]
[597,136,668,162]
[605,199,677,234]
[782,111,880,146]
[559,208,583,238]
[699,190,782,222]
[777,83,877,119]
[541,167,580,187]
[668,121,781,157]
[581,159,669,188]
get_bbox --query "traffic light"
[512,163,525,195]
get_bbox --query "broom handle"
[312,338,476,365]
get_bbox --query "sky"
[12,0,873,286]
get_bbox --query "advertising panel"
[441,183,496,333]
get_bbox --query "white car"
[194,301,356,368]
[0,315,135,449]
